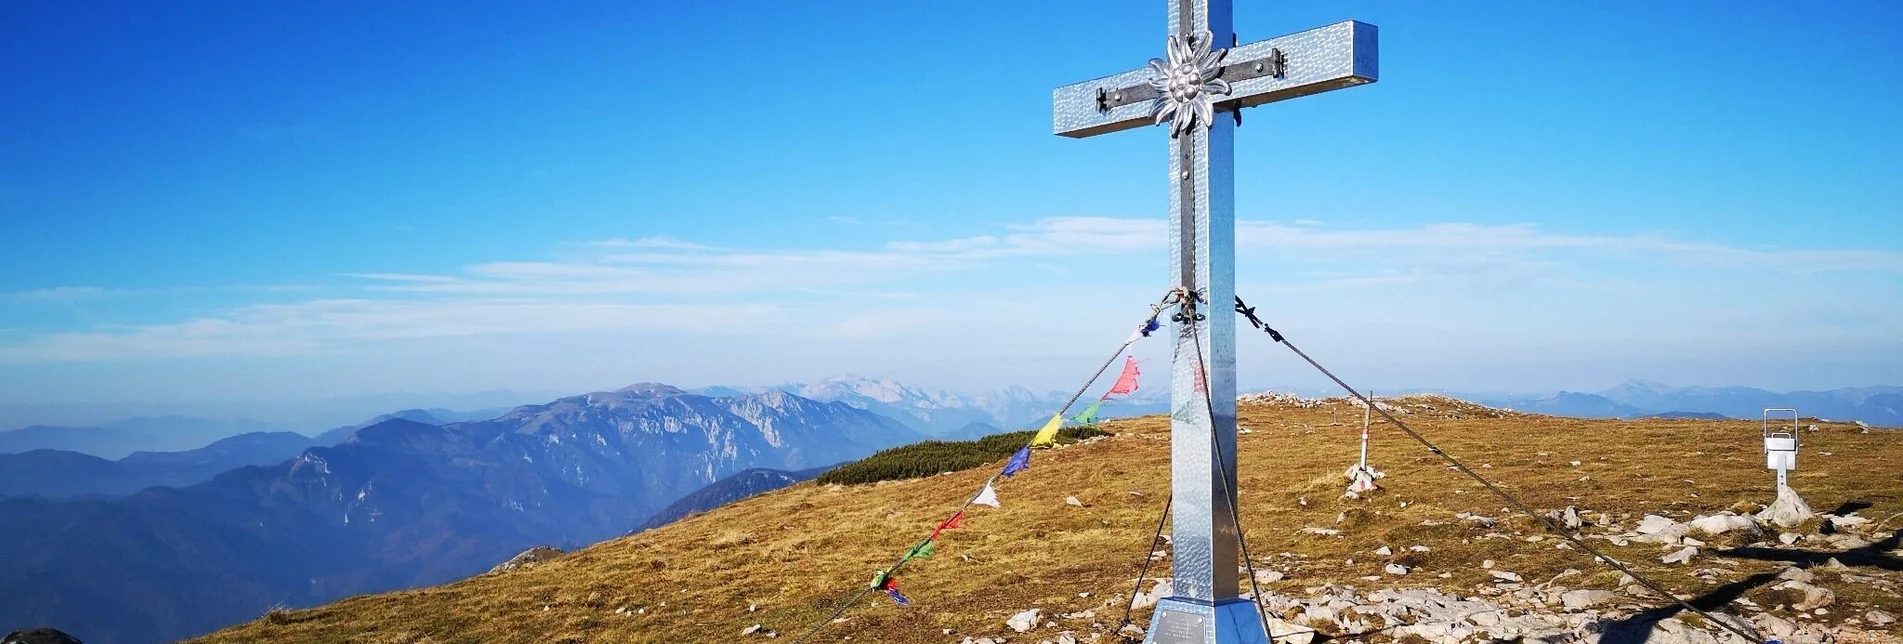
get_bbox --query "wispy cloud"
[1,218,1897,365]
[5,286,107,303]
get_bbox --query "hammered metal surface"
[1050,0,1378,626]
[1052,20,1376,138]
[1164,0,1239,605]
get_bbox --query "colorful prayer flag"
[902,538,935,562]
[885,586,911,606]
[1001,446,1031,477]
[972,481,1001,508]
[1069,399,1106,427]
[930,511,964,539]
[1105,356,1141,397]
[1028,413,1063,447]
[1140,317,1161,337]
[869,570,891,590]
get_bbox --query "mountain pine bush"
[815,425,1109,485]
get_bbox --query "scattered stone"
[1384,563,1410,576]
[1006,608,1041,633]
[1300,527,1340,537]
[1254,569,1284,584]
[1779,580,1835,611]
[1263,618,1313,644]
[1661,546,1698,565]
[1561,505,1582,529]
[741,624,762,636]
[1560,589,1617,611]
[1489,570,1523,583]
[1778,532,1801,545]
[1867,609,1896,625]
[489,545,563,573]
[1482,559,1495,569]
[1688,513,1759,536]
[1409,545,1430,552]
[1374,545,1393,556]
[1065,496,1084,507]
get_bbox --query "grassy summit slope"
[194,397,1903,643]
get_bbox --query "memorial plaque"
[1151,609,1209,644]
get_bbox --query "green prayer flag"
[1070,399,1107,426]
[870,570,890,589]
[902,539,935,562]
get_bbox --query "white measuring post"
[1359,390,1371,472]
[1762,408,1799,489]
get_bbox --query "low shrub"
[816,425,1110,486]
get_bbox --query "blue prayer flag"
[1002,446,1031,477]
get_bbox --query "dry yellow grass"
[193,398,1903,643]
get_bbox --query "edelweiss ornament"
[1146,30,1231,137]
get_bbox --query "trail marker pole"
[1052,3,1377,641]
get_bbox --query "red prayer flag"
[1105,356,1141,397]
[930,511,965,539]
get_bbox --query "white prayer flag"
[971,482,1001,508]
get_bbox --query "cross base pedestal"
[1142,597,1268,644]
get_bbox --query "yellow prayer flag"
[1029,413,1064,447]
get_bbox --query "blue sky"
[1,1,1899,413]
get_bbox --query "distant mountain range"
[0,384,919,644]
[0,416,273,460]
[695,374,1168,439]
[1479,380,1903,426]
[0,432,317,498]
[636,465,836,532]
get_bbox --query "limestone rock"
[1755,484,1815,528]
[1264,618,1314,644]
[1064,496,1084,507]
[1006,608,1042,633]
[1661,546,1698,565]
[1867,609,1896,625]
[1688,513,1758,536]
[1253,569,1284,584]
[489,545,563,573]
[1489,570,1523,583]
[1385,563,1410,576]
[1560,589,1617,611]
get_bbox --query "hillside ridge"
[193,397,1903,643]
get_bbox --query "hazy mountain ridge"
[0,416,272,460]
[0,385,920,644]
[636,464,836,532]
[0,431,317,498]
[1481,381,1903,426]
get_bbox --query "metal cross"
[1052,2,1375,642]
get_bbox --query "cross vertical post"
[1052,1,1376,642]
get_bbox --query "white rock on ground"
[1867,609,1896,625]
[1661,546,1698,565]
[1005,608,1041,633]
[1755,484,1816,527]
[1489,570,1523,583]
[1559,589,1617,611]
[1385,563,1410,575]
[1688,513,1759,536]
[1264,617,1314,644]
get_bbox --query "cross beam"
[1051,2,1375,642]
[1053,20,1377,139]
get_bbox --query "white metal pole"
[1359,390,1371,471]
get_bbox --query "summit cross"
[1051,1,1376,642]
